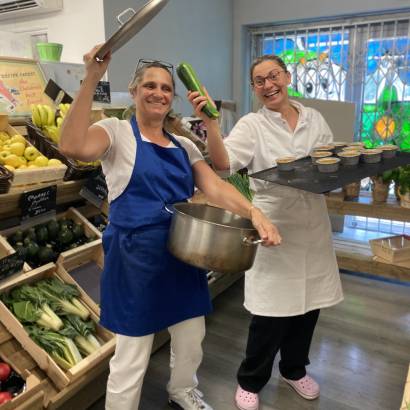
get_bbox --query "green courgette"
[176,62,219,119]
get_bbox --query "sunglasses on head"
[136,58,174,75]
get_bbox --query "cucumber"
[176,62,219,119]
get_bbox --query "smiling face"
[131,67,174,122]
[251,60,291,111]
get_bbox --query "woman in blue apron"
[59,45,281,410]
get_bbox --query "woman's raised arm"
[59,45,112,162]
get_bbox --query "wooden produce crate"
[26,121,98,181]
[76,203,108,239]
[0,263,116,390]
[370,235,410,263]
[0,115,67,189]
[0,207,102,271]
[0,234,32,280]
[401,364,410,410]
[0,351,44,410]
[57,241,104,305]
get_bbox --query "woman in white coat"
[188,55,343,410]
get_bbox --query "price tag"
[44,79,73,104]
[0,253,24,281]
[20,185,57,222]
[93,81,111,103]
[80,170,108,208]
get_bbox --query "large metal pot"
[167,203,261,274]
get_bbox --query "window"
[249,12,410,148]
[249,12,410,238]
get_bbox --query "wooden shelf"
[326,192,410,222]
[0,180,85,219]
[334,239,410,282]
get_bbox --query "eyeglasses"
[136,58,174,75]
[252,70,285,88]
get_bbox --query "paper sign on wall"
[0,57,53,116]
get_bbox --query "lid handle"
[117,8,136,26]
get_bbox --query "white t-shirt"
[95,117,204,202]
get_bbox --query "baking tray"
[250,152,410,194]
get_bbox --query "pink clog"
[281,374,320,400]
[234,385,259,410]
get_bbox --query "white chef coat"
[224,100,343,316]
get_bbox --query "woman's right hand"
[187,87,217,124]
[83,45,111,85]
[249,206,282,247]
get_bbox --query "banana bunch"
[43,125,60,144]
[77,159,101,167]
[31,104,55,128]
[58,103,71,118]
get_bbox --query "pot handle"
[117,8,136,26]
[242,237,263,246]
[164,205,174,214]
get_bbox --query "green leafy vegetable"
[226,173,254,202]
[6,284,63,331]
[26,325,82,370]
[60,315,101,356]
[36,278,90,320]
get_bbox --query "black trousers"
[237,309,320,393]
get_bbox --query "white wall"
[233,0,410,115]
[103,0,233,116]
[0,0,105,63]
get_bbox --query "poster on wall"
[0,57,53,117]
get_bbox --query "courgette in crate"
[176,62,220,119]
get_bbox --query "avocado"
[25,241,40,260]
[24,228,37,242]
[36,226,48,244]
[8,230,23,246]
[58,229,74,246]
[58,218,70,230]
[72,223,84,240]
[47,220,59,240]
[38,245,56,264]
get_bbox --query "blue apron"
[100,116,212,336]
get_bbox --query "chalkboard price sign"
[93,81,111,103]
[80,170,108,208]
[20,185,57,221]
[0,253,24,281]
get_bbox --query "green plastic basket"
[36,42,63,62]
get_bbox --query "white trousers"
[105,316,206,410]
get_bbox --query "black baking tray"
[250,152,410,194]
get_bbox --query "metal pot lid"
[95,0,169,61]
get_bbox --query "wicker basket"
[26,121,99,181]
[0,165,13,194]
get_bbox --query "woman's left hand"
[250,207,281,246]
